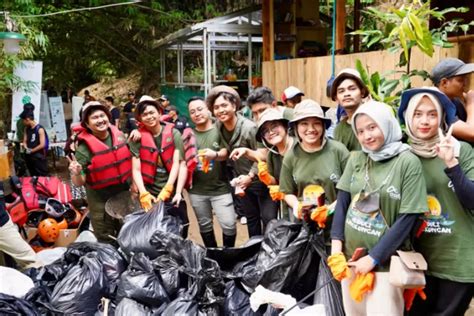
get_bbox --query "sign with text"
[49,96,68,141]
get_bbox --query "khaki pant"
[0,218,39,269]
[341,271,404,316]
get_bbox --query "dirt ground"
[51,156,250,247]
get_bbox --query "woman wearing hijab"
[329,100,428,315]
[398,88,474,316]
[280,99,349,228]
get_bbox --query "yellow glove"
[257,160,273,186]
[310,205,329,228]
[349,272,375,302]
[157,184,174,201]
[268,185,285,201]
[139,191,156,212]
[327,252,351,281]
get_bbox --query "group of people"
[1,56,472,315]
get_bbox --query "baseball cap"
[281,86,304,103]
[158,94,169,101]
[330,68,369,101]
[23,102,35,112]
[431,58,474,85]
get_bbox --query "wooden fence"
[262,35,474,107]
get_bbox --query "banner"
[39,91,52,130]
[49,96,68,141]
[11,61,43,131]
[72,96,84,123]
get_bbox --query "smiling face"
[261,120,287,146]
[213,95,236,123]
[336,78,363,110]
[189,99,209,126]
[296,117,324,147]
[411,96,439,140]
[355,114,385,151]
[139,105,160,129]
[86,109,110,133]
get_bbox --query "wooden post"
[353,0,360,53]
[335,0,346,54]
[262,0,274,61]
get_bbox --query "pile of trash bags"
[0,203,344,315]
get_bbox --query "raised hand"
[67,154,83,176]
[436,125,458,168]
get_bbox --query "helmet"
[26,209,47,227]
[57,217,68,230]
[38,218,60,243]
[64,207,82,228]
[29,235,53,253]
[45,198,66,218]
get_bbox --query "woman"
[207,85,278,237]
[128,96,189,236]
[68,101,131,242]
[329,100,428,315]
[398,88,474,316]
[280,99,349,227]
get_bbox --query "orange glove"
[257,160,273,186]
[157,184,174,201]
[139,191,156,212]
[404,287,426,311]
[349,272,375,302]
[310,205,328,228]
[327,253,351,281]
[268,185,285,201]
[202,157,210,173]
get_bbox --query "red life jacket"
[139,123,174,184]
[182,127,198,189]
[77,125,132,190]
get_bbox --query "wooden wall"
[262,36,474,107]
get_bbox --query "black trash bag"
[150,231,225,312]
[24,260,71,289]
[116,252,169,308]
[118,203,182,259]
[63,242,127,296]
[152,255,181,297]
[50,252,107,314]
[311,236,344,316]
[224,280,260,316]
[161,283,220,316]
[23,285,62,315]
[206,236,263,272]
[241,220,309,291]
[115,298,151,316]
[0,293,40,315]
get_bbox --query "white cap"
[282,86,304,102]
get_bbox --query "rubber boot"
[223,233,236,248]
[200,231,217,248]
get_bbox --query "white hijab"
[353,101,410,161]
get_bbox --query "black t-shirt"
[173,116,189,134]
[453,98,466,122]
[123,101,135,113]
[110,107,120,125]
[26,124,47,158]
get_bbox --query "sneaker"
[240,216,247,225]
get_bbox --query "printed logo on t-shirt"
[346,207,386,237]
[330,173,340,183]
[212,142,219,149]
[386,185,401,200]
[30,133,36,143]
[447,180,455,192]
[423,195,454,234]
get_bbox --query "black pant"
[409,275,474,316]
[25,155,48,176]
[239,181,278,237]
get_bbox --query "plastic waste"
[0,266,34,298]
[36,247,67,265]
[115,297,151,316]
[224,281,260,315]
[0,293,39,315]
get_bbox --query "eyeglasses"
[262,123,281,138]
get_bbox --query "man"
[122,91,137,134]
[21,110,49,176]
[281,86,304,108]
[159,95,171,113]
[207,85,278,238]
[167,105,190,134]
[105,96,120,127]
[187,97,236,247]
[330,68,370,151]
[431,58,474,143]
[247,86,294,122]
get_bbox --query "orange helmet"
[57,217,68,230]
[38,218,60,243]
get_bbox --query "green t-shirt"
[188,126,230,196]
[16,119,25,142]
[333,118,361,152]
[129,128,184,196]
[75,133,130,214]
[338,150,427,268]
[280,139,349,203]
[416,142,474,282]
